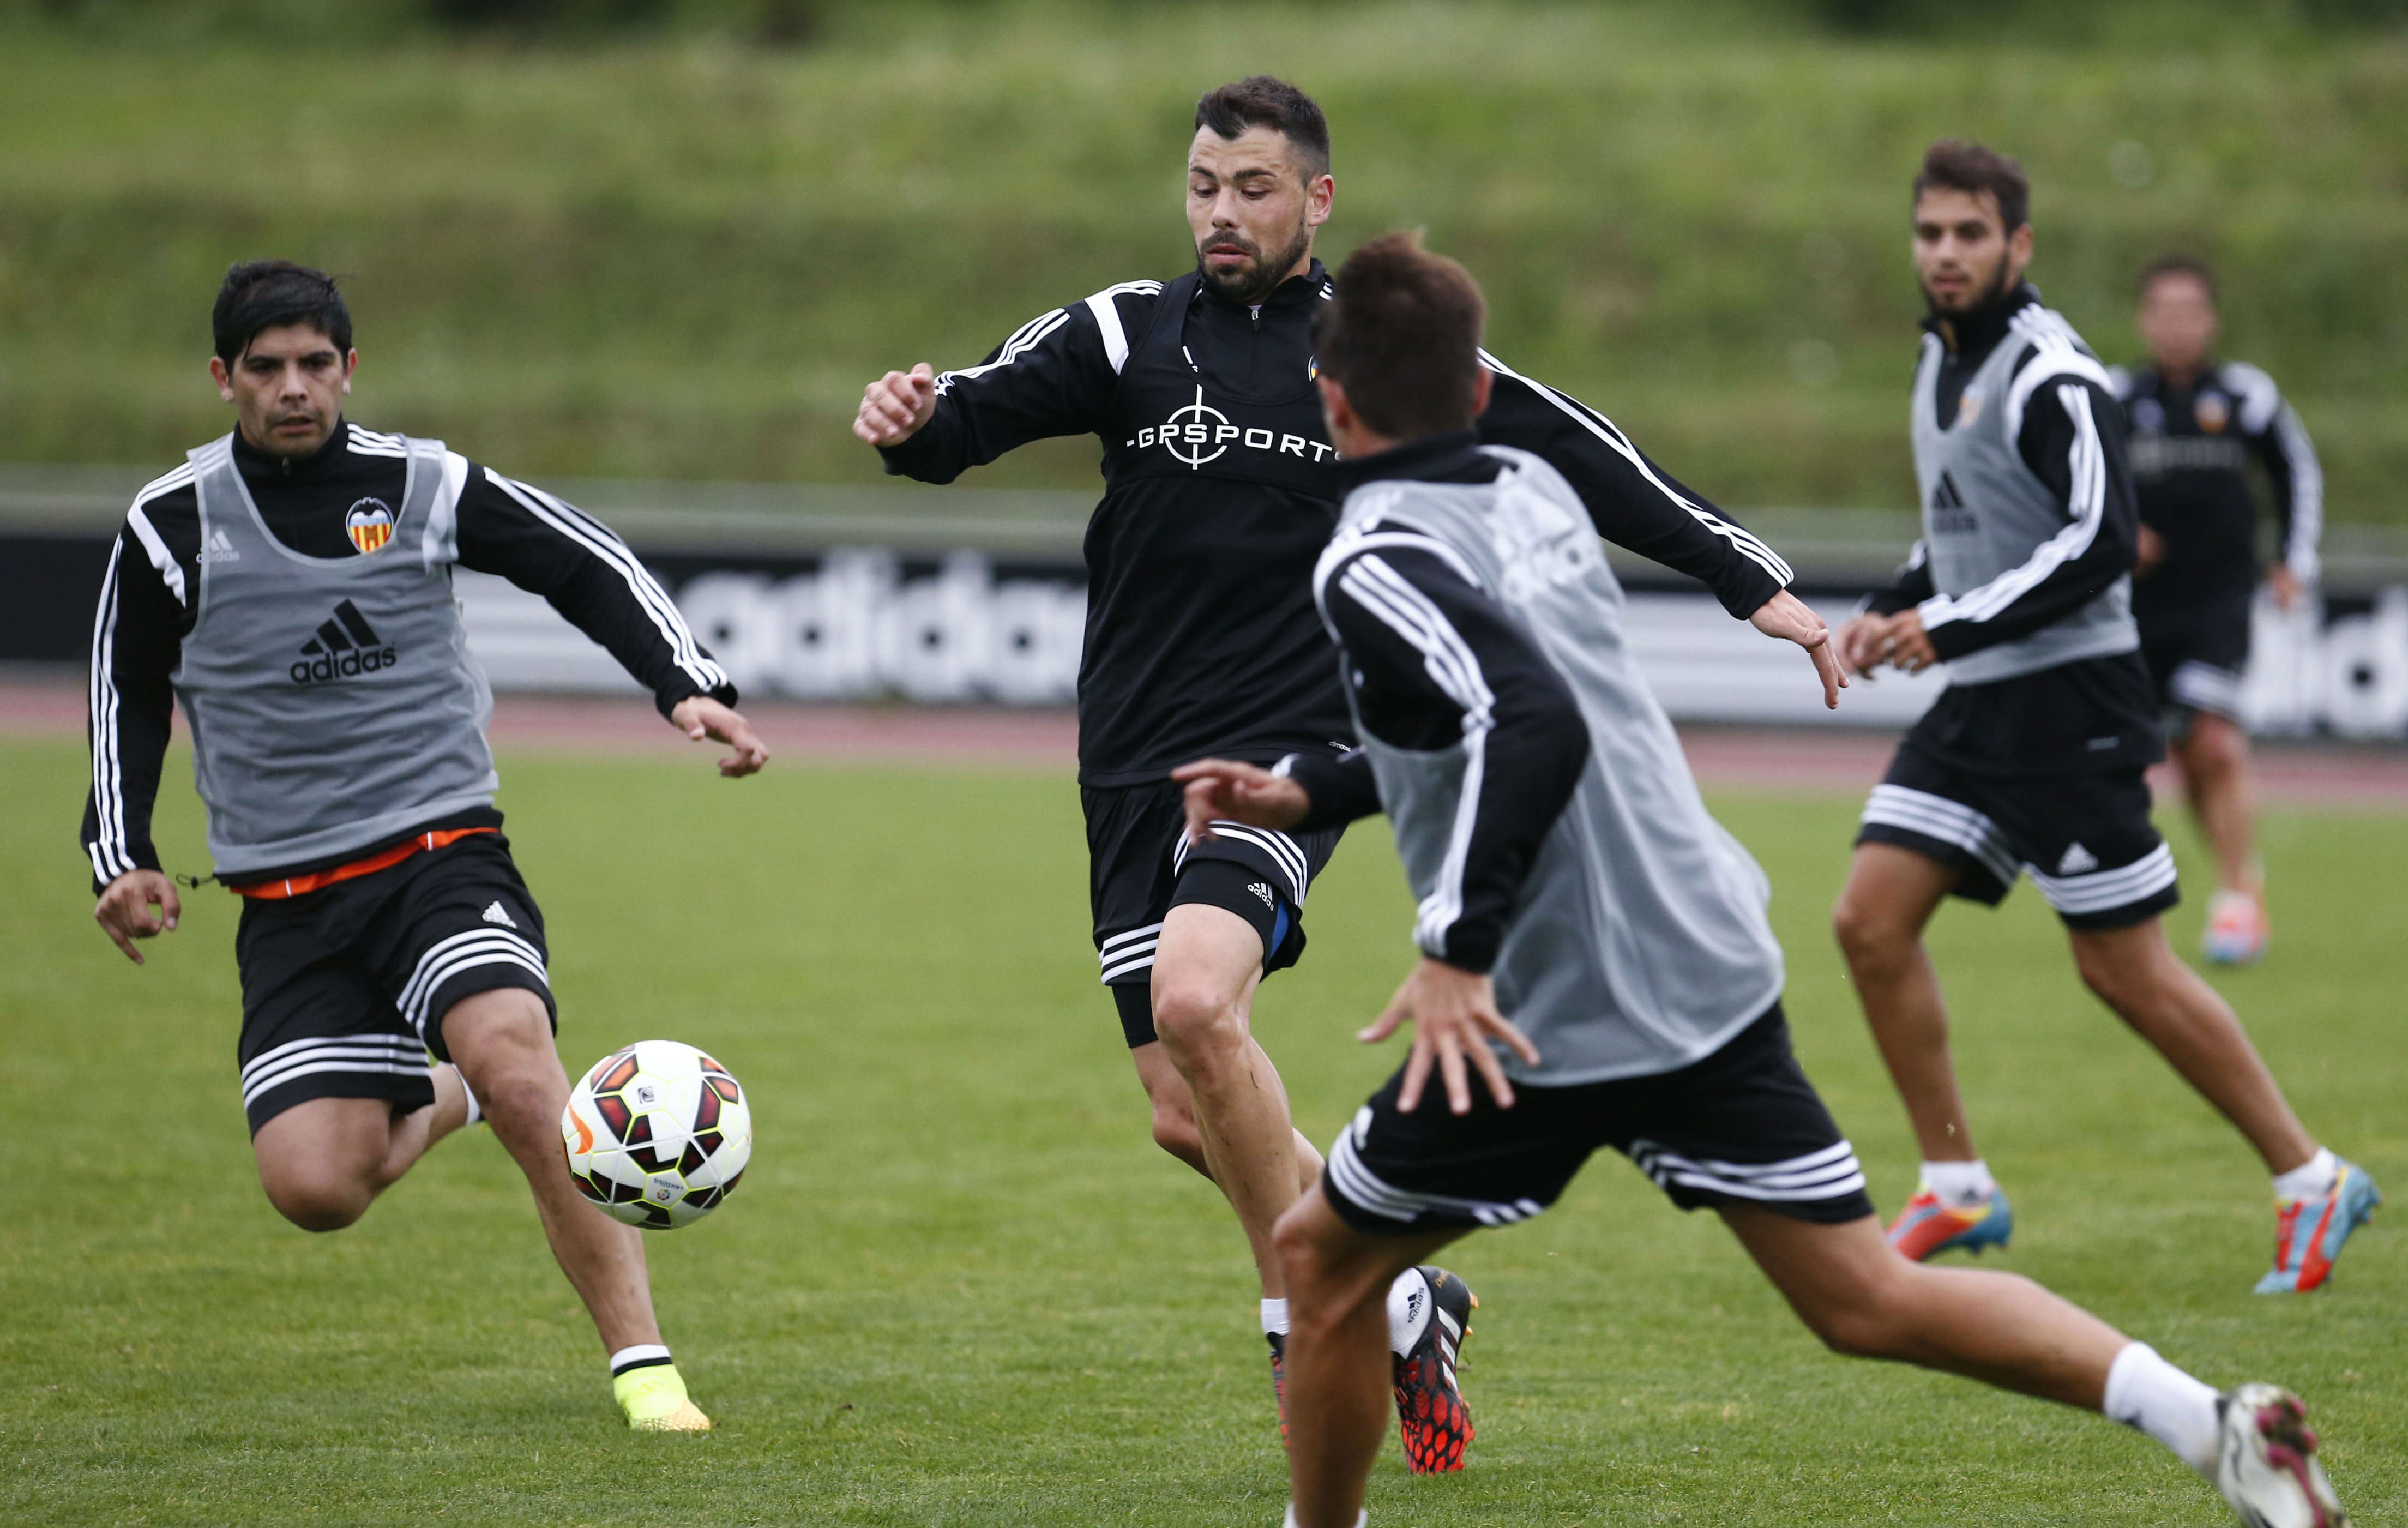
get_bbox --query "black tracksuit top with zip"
[879,261,1796,787]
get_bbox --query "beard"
[1195,219,1314,306]
[1921,253,2016,318]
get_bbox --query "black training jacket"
[878,261,1793,787]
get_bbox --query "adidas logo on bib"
[288,599,399,684]
[202,527,240,564]
[481,901,517,929]
[2056,843,2099,876]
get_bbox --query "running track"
[7,676,2405,809]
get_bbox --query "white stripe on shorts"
[2024,840,2179,917]
[398,928,549,1038]
[1323,1109,1546,1228]
[1629,1138,1869,1203]
[1859,784,2020,887]
[2170,660,2244,720]
[1172,821,1309,906]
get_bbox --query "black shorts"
[1083,778,1341,1048]
[234,833,556,1134]
[2140,599,2253,729]
[1320,1005,1874,1235]
[1856,742,2180,930]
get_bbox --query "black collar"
[232,417,350,478]
[1923,281,2041,357]
[1337,429,1491,489]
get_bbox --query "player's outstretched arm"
[852,363,938,447]
[670,696,769,778]
[94,868,180,965]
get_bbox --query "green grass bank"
[3,3,2403,519]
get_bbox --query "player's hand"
[2268,564,2304,611]
[2135,524,2168,578]
[94,868,180,965]
[1880,608,1940,673]
[1835,612,1892,678]
[852,363,939,447]
[1358,957,1540,1116]
[671,696,770,777]
[1170,757,1310,845]
[1749,589,1846,709]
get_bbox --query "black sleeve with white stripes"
[1918,377,2138,663]
[2235,368,2323,583]
[1474,359,1790,618]
[876,289,1137,484]
[1319,540,1591,973]
[1864,540,1936,616]
[457,468,737,718]
[80,522,188,892]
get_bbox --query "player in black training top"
[2111,256,2323,965]
[852,75,1844,1458]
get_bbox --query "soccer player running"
[853,76,1840,1461]
[82,262,768,1431]
[1178,229,2349,1528]
[1831,143,2376,1288]
[2112,256,2323,965]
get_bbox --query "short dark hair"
[1195,76,1331,181]
[2139,254,2219,305]
[212,260,352,365]
[1315,231,1486,442]
[1912,139,2030,233]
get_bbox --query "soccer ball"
[560,1040,752,1230]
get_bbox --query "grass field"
[3,732,2402,1525]
[3,3,2404,516]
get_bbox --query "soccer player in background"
[1178,229,2348,1528]
[852,76,1841,1461]
[1832,144,2376,1288]
[82,262,768,1430]
[2111,257,2323,965]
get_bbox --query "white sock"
[1261,1297,1290,1339]
[447,1066,481,1128]
[1918,1159,1995,1207]
[1282,1508,1366,1528]
[2272,1147,2338,1200]
[1386,1268,1431,1357]
[608,1343,672,1377]
[2102,1342,2220,1479]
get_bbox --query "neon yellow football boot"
[615,1364,712,1432]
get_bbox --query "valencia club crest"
[346,498,394,555]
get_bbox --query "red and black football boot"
[1268,1330,1289,1446]
[1391,1265,1477,1474]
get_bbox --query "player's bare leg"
[251,1064,475,1230]
[2174,714,2261,898]
[1131,1039,1326,1194]
[1274,1188,1460,1528]
[1832,843,1980,1163]
[439,988,664,1353]
[1723,1207,2125,1403]
[2066,920,2315,1174]
[1149,903,1311,1297]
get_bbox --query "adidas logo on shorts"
[1248,881,1275,910]
[2056,842,2100,876]
[481,900,517,929]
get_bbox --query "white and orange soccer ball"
[559,1040,752,1230]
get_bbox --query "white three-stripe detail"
[1477,350,1795,586]
[487,474,731,695]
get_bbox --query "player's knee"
[1149,978,1244,1060]
[2071,939,2148,1010]
[261,1170,370,1232]
[1831,892,1909,970]
[1148,1097,1207,1171]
